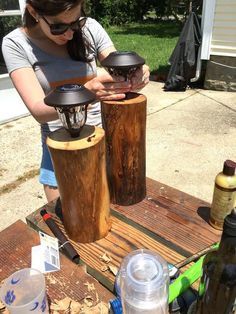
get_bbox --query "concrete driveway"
[0,80,235,231]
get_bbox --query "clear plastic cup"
[120,249,169,313]
[0,268,49,313]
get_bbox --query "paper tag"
[31,232,60,273]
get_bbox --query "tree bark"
[101,92,147,205]
[46,125,111,243]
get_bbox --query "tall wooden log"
[101,92,147,205]
[46,125,111,243]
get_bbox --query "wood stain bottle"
[195,208,236,314]
[209,160,236,230]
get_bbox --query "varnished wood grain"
[111,178,221,255]
[101,92,147,205]
[26,205,185,292]
[26,178,221,292]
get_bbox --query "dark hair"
[23,0,92,62]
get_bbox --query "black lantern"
[101,51,145,80]
[44,84,96,137]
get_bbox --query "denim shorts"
[39,108,102,187]
[39,123,57,187]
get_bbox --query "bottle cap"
[223,160,236,176]
[109,297,122,314]
[223,208,236,236]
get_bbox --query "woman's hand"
[130,64,150,91]
[85,72,131,101]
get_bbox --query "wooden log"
[46,125,111,243]
[101,92,147,205]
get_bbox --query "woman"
[2,0,150,202]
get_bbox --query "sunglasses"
[41,16,87,35]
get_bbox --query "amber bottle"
[196,208,236,314]
[210,160,236,230]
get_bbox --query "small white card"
[31,232,60,273]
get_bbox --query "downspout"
[190,45,202,82]
[191,0,216,82]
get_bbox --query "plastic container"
[0,268,49,313]
[209,159,236,230]
[119,249,169,313]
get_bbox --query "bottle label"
[210,186,236,228]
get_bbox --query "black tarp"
[164,12,202,91]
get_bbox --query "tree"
[86,0,154,26]
[0,0,21,69]
[85,0,202,26]
[0,0,19,10]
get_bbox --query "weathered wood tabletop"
[26,177,221,292]
[0,220,113,312]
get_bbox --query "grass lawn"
[106,20,181,79]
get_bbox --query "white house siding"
[211,0,236,57]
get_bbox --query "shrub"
[85,0,152,26]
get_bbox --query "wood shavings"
[99,252,112,263]
[95,292,99,303]
[0,300,9,314]
[70,300,82,313]
[83,296,93,307]
[51,296,72,311]
[47,295,109,314]
[50,303,61,311]
[101,265,109,272]
[80,301,108,314]
[0,301,5,310]
[49,277,57,285]
[46,274,65,287]
[50,296,82,313]
[108,265,118,276]
[100,264,118,276]
[84,281,95,292]
[99,251,117,276]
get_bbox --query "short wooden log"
[46,125,111,243]
[101,92,147,205]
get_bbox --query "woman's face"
[36,4,82,45]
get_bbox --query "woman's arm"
[83,18,150,99]
[84,45,133,100]
[10,67,58,124]
[98,45,116,61]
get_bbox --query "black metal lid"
[223,160,236,176]
[223,208,236,236]
[101,51,145,70]
[44,84,96,107]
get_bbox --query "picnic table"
[0,177,221,313]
